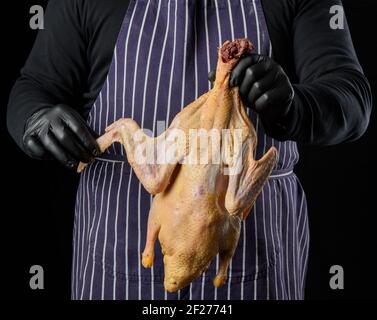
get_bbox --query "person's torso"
[74,0,304,299]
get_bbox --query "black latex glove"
[208,54,296,137]
[23,104,100,170]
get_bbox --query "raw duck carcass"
[78,39,277,292]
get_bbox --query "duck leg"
[213,216,241,288]
[142,203,161,268]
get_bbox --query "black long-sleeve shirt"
[7,0,372,152]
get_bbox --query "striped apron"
[72,0,309,300]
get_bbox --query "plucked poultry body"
[78,39,277,292]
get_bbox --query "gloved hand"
[23,104,100,170]
[208,54,295,136]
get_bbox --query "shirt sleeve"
[264,0,373,146]
[6,0,89,152]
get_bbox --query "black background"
[1,0,375,300]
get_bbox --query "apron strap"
[95,153,294,179]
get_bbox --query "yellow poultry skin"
[78,39,277,292]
